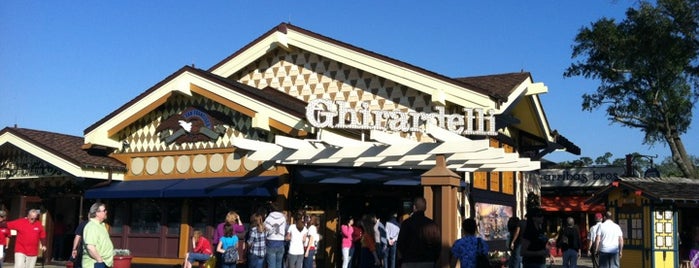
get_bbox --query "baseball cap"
[595,213,603,221]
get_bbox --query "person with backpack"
[557,217,581,268]
[264,202,287,268]
[217,223,239,268]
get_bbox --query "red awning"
[541,196,606,212]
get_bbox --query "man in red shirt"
[7,209,47,268]
[0,210,10,268]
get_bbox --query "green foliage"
[564,0,699,178]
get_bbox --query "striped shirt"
[247,227,266,257]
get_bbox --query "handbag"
[476,238,490,268]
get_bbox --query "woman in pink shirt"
[341,216,354,268]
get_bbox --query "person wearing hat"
[520,207,551,268]
[0,210,9,268]
[587,213,604,268]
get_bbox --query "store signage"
[305,98,498,136]
[540,166,625,188]
[156,107,228,145]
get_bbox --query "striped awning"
[232,126,539,172]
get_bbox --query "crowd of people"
[0,199,643,268]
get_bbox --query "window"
[130,200,162,234]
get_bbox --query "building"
[586,177,699,268]
[0,23,579,267]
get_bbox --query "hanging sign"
[305,99,498,136]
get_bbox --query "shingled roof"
[587,177,699,204]
[1,127,126,171]
[455,72,532,99]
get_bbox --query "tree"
[595,152,614,165]
[564,0,699,178]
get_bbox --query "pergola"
[231,125,539,172]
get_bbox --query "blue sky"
[1,1,697,164]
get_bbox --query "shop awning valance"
[541,196,606,212]
[85,176,278,199]
[233,127,539,172]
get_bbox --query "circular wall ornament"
[146,157,159,175]
[210,154,224,172]
[161,156,175,174]
[131,158,144,175]
[192,154,207,173]
[226,153,242,171]
[177,155,191,174]
[243,154,259,171]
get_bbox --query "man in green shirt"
[83,202,114,268]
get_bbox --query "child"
[217,223,239,268]
[184,229,213,268]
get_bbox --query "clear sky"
[1,1,696,164]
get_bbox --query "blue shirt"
[451,236,489,268]
[220,236,239,250]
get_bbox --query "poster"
[475,202,513,241]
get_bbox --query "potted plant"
[112,249,132,268]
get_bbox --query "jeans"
[508,243,522,268]
[187,252,211,264]
[303,249,316,268]
[562,249,578,268]
[222,262,237,268]
[598,252,619,268]
[248,254,264,268]
[288,254,303,268]
[386,244,397,268]
[266,246,285,268]
[342,247,351,268]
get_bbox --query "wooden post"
[421,154,461,268]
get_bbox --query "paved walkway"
[5,256,597,268]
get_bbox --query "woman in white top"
[286,212,308,268]
[304,215,320,268]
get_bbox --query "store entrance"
[291,182,421,268]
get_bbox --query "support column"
[421,154,461,268]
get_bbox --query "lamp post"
[624,154,659,177]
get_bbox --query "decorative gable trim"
[84,66,311,149]
[210,23,498,110]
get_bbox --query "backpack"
[223,246,239,264]
[476,238,490,268]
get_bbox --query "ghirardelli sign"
[156,107,229,145]
[539,166,624,188]
[305,98,498,136]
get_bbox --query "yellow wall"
[653,251,676,268]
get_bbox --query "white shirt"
[588,221,601,241]
[288,225,308,255]
[596,219,623,253]
[385,220,400,246]
[305,225,319,248]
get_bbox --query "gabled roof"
[208,23,502,110]
[586,177,699,204]
[0,127,126,179]
[84,66,310,148]
[455,72,533,99]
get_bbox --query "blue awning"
[84,177,278,199]
[162,176,277,197]
[84,179,183,199]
